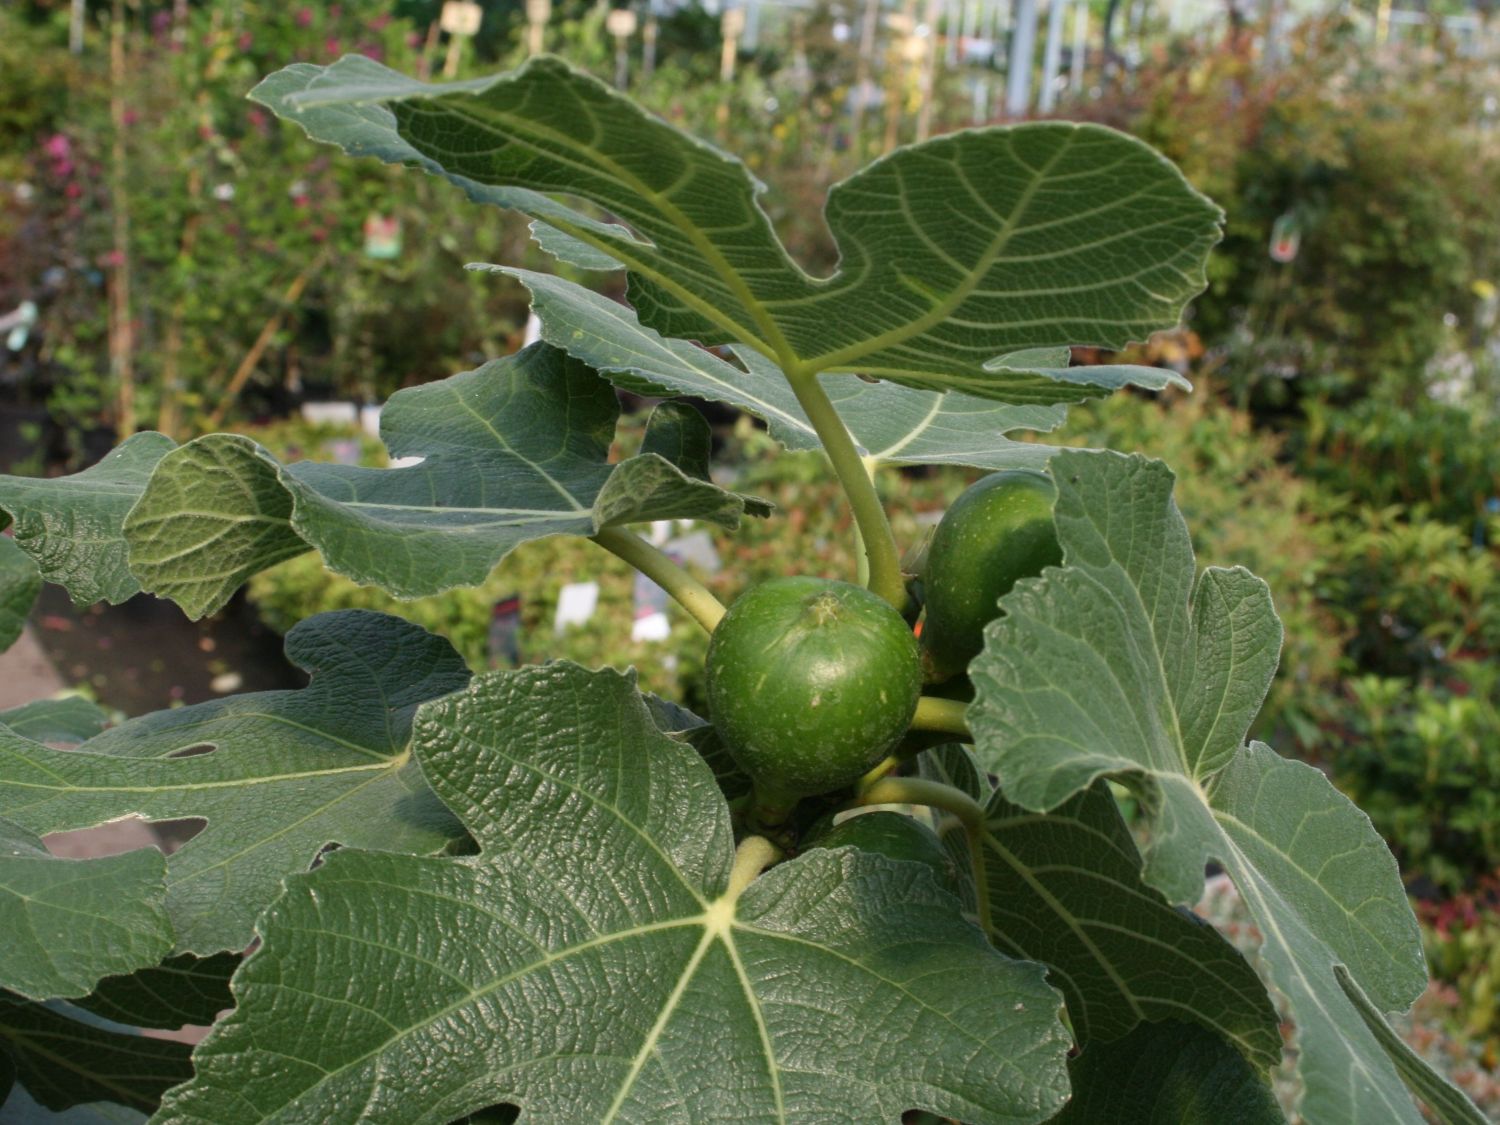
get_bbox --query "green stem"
[909,696,972,740]
[592,526,726,633]
[786,371,906,609]
[855,776,991,935]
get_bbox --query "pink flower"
[43,134,71,160]
[122,108,139,126]
[296,8,314,28]
[238,31,253,51]
[324,37,342,56]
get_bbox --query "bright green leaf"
[0,433,176,607]
[256,56,1219,403]
[0,611,469,953]
[0,819,172,1001]
[968,450,1430,1124]
[160,664,1072,1123]
[125,345,764,618]
[1047,1020,1284,1124]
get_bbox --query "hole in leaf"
[151,817,208,854]
[44,817,161,859]
[166,742,216,759]
[446,1106,520,1125]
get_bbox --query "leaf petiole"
[726,835,784,900]
[785,369,907,610]
[853,776,991,935]
[592,526,726,633]
[909,696,972,740]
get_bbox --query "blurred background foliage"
[2,0,1499,1095]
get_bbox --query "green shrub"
[1300,397,1500,530]
[1087,16,1500,410]
[1331,661,1500,893]
[1419,878,1500,1071]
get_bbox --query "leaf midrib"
[440,99,795,364]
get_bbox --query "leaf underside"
[123,344,764,618]
[254,55,1219,406]
[968,449,1452,1125]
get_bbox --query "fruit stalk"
[856,776,991,933]
[909,696,971,739]
[592,526,726,633]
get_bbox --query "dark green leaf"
[0,993,191,1117]
[917,746,1279,1066]
[1047,1020,1284,1124]
[0,611,470,953]
[0,818,172,1001]
[160,664,1071,1123]
[73,953,237,1031]
[982,783,1280,1065]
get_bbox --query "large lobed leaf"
[123,343,764,618]
[159,663,1072,1123]
[967,449,1457,1124]
[253,55,1218,405]
[0,611,470,954]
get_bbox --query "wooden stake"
[108,0,136,442]
[205,252,328,433]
